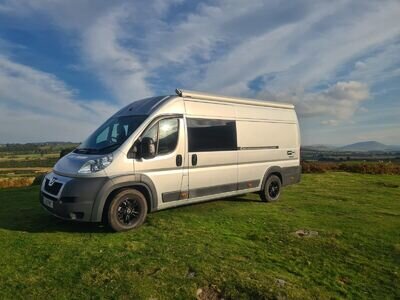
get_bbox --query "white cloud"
[258,81,370,122]
[347,42,400,85]
[0,56,118,143]
[81,6,152,103]
[355,61,367,70]
[321,120,339,126]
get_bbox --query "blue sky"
[0,0,399,145]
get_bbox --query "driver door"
[133,116,187,208]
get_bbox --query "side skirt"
[162,179,260,203]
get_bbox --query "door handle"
[176,154,182,167]
[191,154,197,166]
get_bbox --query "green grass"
[0,173,399,299]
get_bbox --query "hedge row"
[301,161,400,175]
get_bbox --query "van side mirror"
[139,137,156,159]
[128,137,156,159]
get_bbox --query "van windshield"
[74,115,148,154]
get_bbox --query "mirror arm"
[127,144,139,159]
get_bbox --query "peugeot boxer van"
[40,89,301,231]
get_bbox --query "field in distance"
[0,173,399,299]
[0,143,77,188]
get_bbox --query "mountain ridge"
[304,141,400,152]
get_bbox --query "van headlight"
[78,154,113,174]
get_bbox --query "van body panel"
[184,100,235,119]
[236,105,297,122]
[187,151,237,185]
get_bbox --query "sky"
[0,0,399,146]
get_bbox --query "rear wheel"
[107,189,148,232]
[260,175,282,202]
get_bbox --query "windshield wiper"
[74,148,98,154]
[97,143,122,152]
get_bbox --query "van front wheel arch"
[107,189,148,232]
[260,175,282,202]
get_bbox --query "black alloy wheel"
[108,189,148,232]
[260,174,282,202]
[268,180,280,199]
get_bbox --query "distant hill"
[302,141,400,153]
[338,141,399,152]
[302,144,337,151]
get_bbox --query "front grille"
[44,179,63,196]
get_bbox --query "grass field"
[0,173,399,299]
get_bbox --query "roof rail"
[175,88,294,109]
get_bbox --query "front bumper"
[40,172,107,222]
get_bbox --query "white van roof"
[175,89,294,109]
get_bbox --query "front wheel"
[107,189,148,232]
[260,175,282,202]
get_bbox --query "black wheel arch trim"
[90,174,158,222]
[261,166,282,191]
[261,165,301,190]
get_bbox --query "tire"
[107,189,148,232]
[260,175,282,202]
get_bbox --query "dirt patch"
[338,276,351,285]
[186,266,196,278]
[197,285,223,300]
[293,229,319,238]
[275,278,287,287]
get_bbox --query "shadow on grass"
[0,212,111,233]
[0,184,114,233]
[222,196,263,203]
[0,186,262,233]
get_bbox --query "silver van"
[40,89,301,231]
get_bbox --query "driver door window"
[141,118,179,157]
[158,118,179,155]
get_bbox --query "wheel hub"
[117,199,140,225]
[268,181,280,198]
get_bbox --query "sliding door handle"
[191,154,197,166]
[176,154,182,167]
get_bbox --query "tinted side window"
[187,118,237,152]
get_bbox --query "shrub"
[0,177,34,188]
[301,162,339,173]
